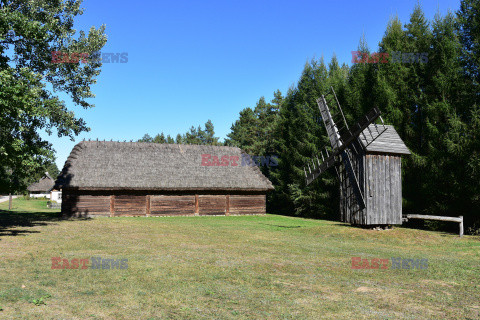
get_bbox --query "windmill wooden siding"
[339,125,410,225]
[56,142,273,217]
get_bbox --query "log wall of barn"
[230,195,265,214]
[62,194,110,216]
[114,195,146,216]
[150,195,195,216]
[61,191,266,217]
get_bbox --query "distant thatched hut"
[56,141,274,217]
[28,172,62,202]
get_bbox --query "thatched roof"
[56,141,274,191]
[359,125,411,155]
[28,172,55,192]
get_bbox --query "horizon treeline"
[139,2,479,233]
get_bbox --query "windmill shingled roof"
[359,125,411,155]
[56,141,274,191]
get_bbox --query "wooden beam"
[306,106,383,185]
[406,214,462,223]
[194,194,199,216]
[146,195,151,217]
[110,195,115,217]
[405,214,464,237]
[226,195,230,216]
[460,216,464,237]
[340,151,366,210]
[8,193,12,210]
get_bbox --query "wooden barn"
[339,124,411,225]
[55,141,274,217]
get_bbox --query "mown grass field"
[0,198,479,319]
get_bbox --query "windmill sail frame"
[305,87,388,216]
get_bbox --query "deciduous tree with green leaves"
[0,0,107,193]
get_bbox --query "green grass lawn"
[0,198,479,319]
[0,197,59,212]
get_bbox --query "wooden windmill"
[305,88,411,226]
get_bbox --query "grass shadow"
[258,222,303,229]
[0,209,64,238]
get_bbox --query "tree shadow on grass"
[0,209,64,238]
[258,222,303,229]
[333,221,467,237]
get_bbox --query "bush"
[467,224,480,236]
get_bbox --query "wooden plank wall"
[340,152,403,225]
[62,194,110,216]
[114,195,146,216]
[198,195,226,215]
[150,195,195,216]
[364,154,402,225]
[62,192,267,217]
[339,146,365,225]
[230,195,266,215]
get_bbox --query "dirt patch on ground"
[355,286,382,293]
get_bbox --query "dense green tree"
[166,135,175,144]
[416,12,465,215]
[202,120,219,145]
[29,160,59,186]
[0,0,107,193]
[227,92,282,153]
[225,92,283,212]
[454,0,480,229]
[457,0,480,91]
[269,58,343,217]
[140,120,220,146]
[16,159,60,193]
[138,134,153,143]
[225,107,259,154]
[345,34,376,120]
[374,16,410,132]
[175,134,184,144]
[153,133,166,144]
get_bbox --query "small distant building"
[27,172,62,203]
[56,141,274,217]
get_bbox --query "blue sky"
[44,0,461,169]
